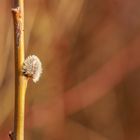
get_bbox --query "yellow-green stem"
[11,0,27,140]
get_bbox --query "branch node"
[9,131,15,140]
[11,6,22,48]
[11,7,21,17]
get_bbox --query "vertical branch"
[10,0,27,140]
[10,1,42,140]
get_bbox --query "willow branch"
[10,1,27,140]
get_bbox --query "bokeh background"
[1,0,140,139]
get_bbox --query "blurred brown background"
[1,0,140,139]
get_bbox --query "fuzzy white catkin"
[22,55,42,83]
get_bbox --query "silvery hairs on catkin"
[22,55,42,83]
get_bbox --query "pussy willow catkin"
[22,55,42,82]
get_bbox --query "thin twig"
[10,0,28,140]
[10,1,42,139]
